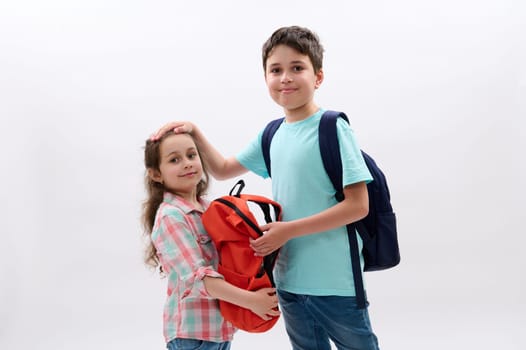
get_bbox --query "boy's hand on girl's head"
[249,287,280,320]
[150,121,194,141]
[250,222,292,257]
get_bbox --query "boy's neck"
[283,103,319,123]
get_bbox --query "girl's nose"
[183,158,192,168]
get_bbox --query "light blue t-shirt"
[236,109,373,296]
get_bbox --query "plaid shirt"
[151,192,236,343]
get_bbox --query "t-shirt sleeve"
[336,117,373,187]
[235,130,270,179]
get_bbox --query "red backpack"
[202,180,281,332]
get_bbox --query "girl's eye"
[270,68,281,74]
[170,157,180,163]
[188,153,197,159]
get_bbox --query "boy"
[154,26,380,350]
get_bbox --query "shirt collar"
[163,192,208,214]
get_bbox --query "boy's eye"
[293,65,303,72]
[270,68,281,74]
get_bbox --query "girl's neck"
[190,197,204,211]
[173,190,203,211]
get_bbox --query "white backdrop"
[1,1,525,349]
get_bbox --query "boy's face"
[264,44,323,119]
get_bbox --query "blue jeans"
[278,290,379,350]
[166,338,231,350]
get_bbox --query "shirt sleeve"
[156,211,223,299]
[336,117,373,187]
[236,130,269,179]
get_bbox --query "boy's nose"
[281,73,292,83]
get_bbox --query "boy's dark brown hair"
[262,26,324,73]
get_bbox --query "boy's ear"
[148,168,163,184]
[315,68,324,89]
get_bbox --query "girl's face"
[264,44,323,121]
[152,133,203,200]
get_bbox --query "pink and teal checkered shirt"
[151,192,236,343]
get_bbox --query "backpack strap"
[319,110,367,309]
[262,118,285,177]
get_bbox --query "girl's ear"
[148,168,163,184]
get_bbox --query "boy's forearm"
[191,126,247,180]
[287,182,369,238]
[252,184,369,257]
[191,126,227,177]
[293,201,367,237]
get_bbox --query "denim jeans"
[166,338,231,350]
[277,290,379,350]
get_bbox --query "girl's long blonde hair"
[141,131,210,269]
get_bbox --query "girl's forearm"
[203,276,254,309]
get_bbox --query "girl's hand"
[248,288,280,320]
[150,121,194,141]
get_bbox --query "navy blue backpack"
[262,110,400,309]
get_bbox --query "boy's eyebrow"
[268,60,307,67]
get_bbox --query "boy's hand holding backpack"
[249,220,293,257]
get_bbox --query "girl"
[142,131,280,350]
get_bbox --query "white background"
[1,1,525,349]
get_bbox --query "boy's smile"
[280,87,297,94]
[265,44,323,121]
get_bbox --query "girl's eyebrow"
[164,147,197,157]
[163,150,181,158]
